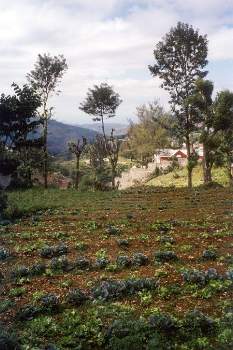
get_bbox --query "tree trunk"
[185,136,192,189]
[202,143,212,184]
[43,117,48,189]
[75,156,80,189]
[111,163,116,190]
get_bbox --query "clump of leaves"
[202,249,218,261]
[66,288,88,306]
[75,256,91,270]
[117,239,129,247]
[16,304,41,321]
[106,225,121,235]
[40,293,60,313]
[132,253,149,266]
[154,251,178,263]
[30,262,46,276]
[116,255,131,268]
[0,247,10,261]
[50,256,74,272]
[11,266,30,279]
[149,312,178,333]
[0,327,20,350]
[40,243,68,258]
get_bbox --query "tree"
[68,137,87,189]
[187,79,216,183]
[149,22,208,188]
[27,53,68,188]
[0,83,42,186]
[80,83,122,142]
[124,101,175,163]
[214,90,233,186]
[80,83,122,188]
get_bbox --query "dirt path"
[116,162,157,189]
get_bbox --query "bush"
[117,239,129,247]
[40,294,60,313]
[148,313,178,333]
[30,263,46,276]
[106,225,121,235]
[183,310,216,337]
[16,304,41,321]
[132,253,149,266]
[116,255,131,268]
[50,256,73,272]
[202,250,218,261]
[95,257,110,269]
[75,256,91,270]
[0,191,8,215]
[11,266,30,279]
[66,288,88,306]
[0,247,10,261]
[154,251,178,263]
[40,244,68,258]
[0,327,20,350]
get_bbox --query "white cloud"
[0,0,232,124]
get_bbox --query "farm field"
[1,187,233,349]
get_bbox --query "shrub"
[154,251,178,263]
[183,310,216,337]
[40,294,60,313]
[11,266,30,279]
[182,269,206,286]
[95,257,110,269]
[16,304,41,321]
[106,225,121,235]
[75,256,91,270]
[148,313,178,333]
[40,244,68,258]
[159,236,175,244]
[116,255,131,268]
[0,191,8,215]
[92,278,157,301]
[0,327,20,350]
[117,239,129,247]
[225,270,233,280]
[50,256,73,272]
[0,247,10,261]
[132,253,149,266]
[30,263,46,276]
[66,288,88,306]
[202,250,218,261]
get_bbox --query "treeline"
[1,22,233,191]
[123,22,233,187]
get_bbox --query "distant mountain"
[80,122,128,136]
[47,119,98,155]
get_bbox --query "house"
[154,144,204,169]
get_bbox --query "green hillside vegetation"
[147,165,229,187]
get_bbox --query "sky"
[0,0,233,126]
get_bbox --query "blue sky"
[0,0,233,125]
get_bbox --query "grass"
[1,186,233,349]
[146,165,229,187]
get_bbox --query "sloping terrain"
[47,119,98,155]
[1,187,233,349]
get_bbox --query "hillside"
[146,165,229,187]
[3,187,233,349]
[80,122,128,136]
[47,119,98,155]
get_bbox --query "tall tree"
[0,83,42,186]
[80,83,122,188]
[187,79,216,183]
[27,53,68,188]
[214,90,233,186]
[149,22,208,188]
[68,137,87,189]
[124,101,175,163]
